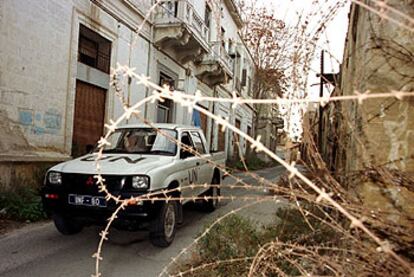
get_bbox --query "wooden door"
[246,125,252,154]
[199,107,208,136]
[233,119,241,159]
[72,80,106,157]
[218,125,225,152]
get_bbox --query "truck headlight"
[132,176,149,190]
[48,172,62,185]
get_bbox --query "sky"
[249,0,351,139]
[255,0,351,99]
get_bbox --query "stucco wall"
[0,0,255,189]
[0,0,152,160]
[0,0,73,156]
[339,2,414,173]
[313,2,414,226]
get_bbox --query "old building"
[0,0,255,190]
[310,1,414,222]
[255,104,282,161]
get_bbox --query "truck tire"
[52,213,83,235]
[201,175,220,213]
[149,201,177,247]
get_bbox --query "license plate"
[68,194,106,207]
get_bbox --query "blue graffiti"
[35,113,42,121]
[32,126,45,135]
[44,112,61,130]
[19,110,33,125]
[19,109,62,135]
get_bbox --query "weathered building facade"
[255,104,282,161]
[0,0,255,190]
[310,2,414,223]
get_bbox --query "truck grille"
[62,173,126,195]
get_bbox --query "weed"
[174,206,340,276]
[0,187,47,222]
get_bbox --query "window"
[204,5,211,28]
[228,40,234,55]
[164,1,177,17]
[181,132,195,158]
[157,105,170,123]
[220,27,226,50]
[78,25,111,73]
[241,69,247,87]
[247,76,252,96]
[157,72,175,123]
[191,131,206,154]
[101,128,177,155]
[220,27,226,40]
[78,36,98,67]
[181,132,193,148]
[234,52,241,82]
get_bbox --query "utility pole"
[318,50,324,152]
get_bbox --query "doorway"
[72,80,106,157]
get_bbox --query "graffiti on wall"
[18,108,62,135]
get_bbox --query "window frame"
[190,131,206,155]
[180,131,196,159]
[100,128,178,156]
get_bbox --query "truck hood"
[49,154,175,175]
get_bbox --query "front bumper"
[42,188,163,229]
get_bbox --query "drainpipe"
[211,86,217,152]
[126,32,133,124]
[144,17,155,120]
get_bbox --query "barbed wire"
[89,66,414,276]
[85,0,414,276]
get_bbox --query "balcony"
[195,42,234,86]
[154,0,210,64]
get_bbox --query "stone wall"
[314,2,414,225]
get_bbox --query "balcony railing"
[154,0,210,45]
[206,41,234,76]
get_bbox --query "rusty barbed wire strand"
[86,1,414,276]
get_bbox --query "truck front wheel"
[149,201,177,247]
[52,213,83,235]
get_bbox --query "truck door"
[179,132,202,200]
[190,131,212,193]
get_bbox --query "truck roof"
[116,123,200,131]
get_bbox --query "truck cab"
[42,124,225,247]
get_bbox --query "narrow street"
[0,166,285,277]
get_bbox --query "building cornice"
[223,0,244,29]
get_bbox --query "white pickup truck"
[42,124,225,247]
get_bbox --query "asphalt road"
[0,166,286,277]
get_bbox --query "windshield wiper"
[149,150,175,155]
[102,148,125,154]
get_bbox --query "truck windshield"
[101,128,177,155]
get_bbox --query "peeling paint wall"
[383,102,412,170]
